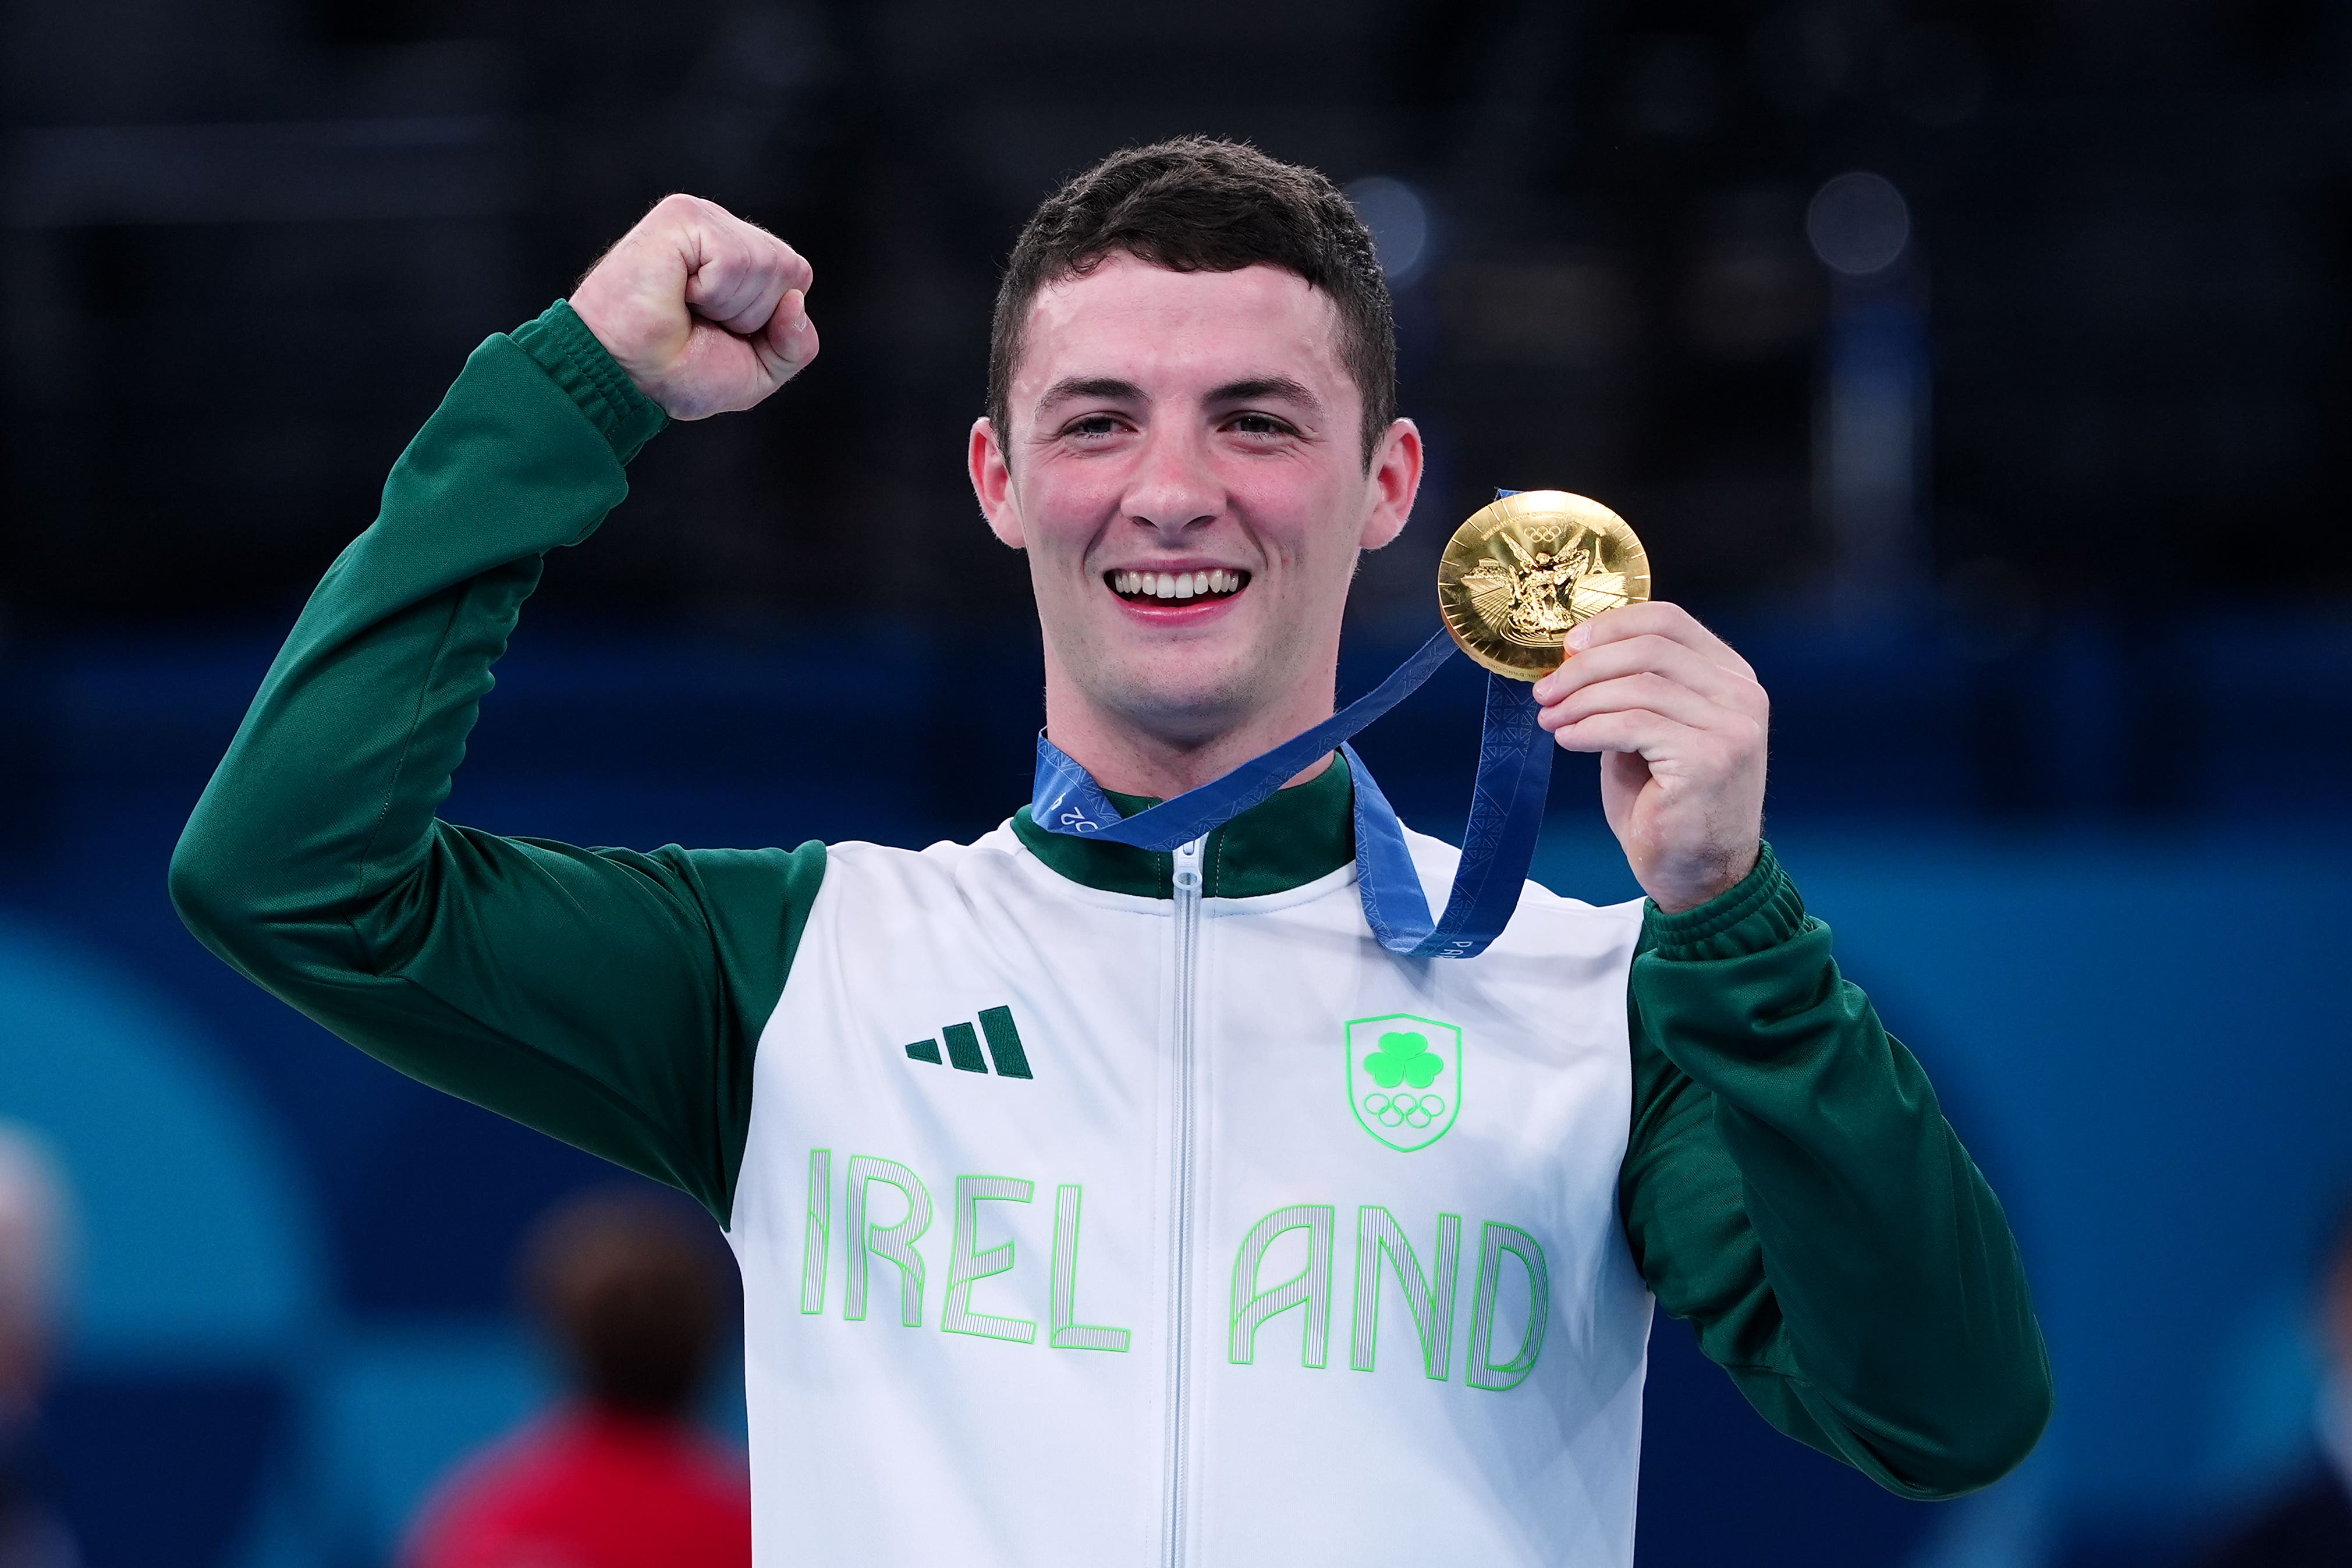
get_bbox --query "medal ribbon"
[1030,631,1558,960]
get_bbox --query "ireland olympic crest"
[1344,1013,1461,1152]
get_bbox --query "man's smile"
[1104,566,1253,608]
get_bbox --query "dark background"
[2,2,2350,1566]
[9,0,2348,636]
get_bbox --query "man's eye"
[1066,415,1124,438]
[1228,413,1293,436]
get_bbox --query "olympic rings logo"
[1361,1091,1446,1129]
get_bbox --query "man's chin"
[1090,665,1269,748]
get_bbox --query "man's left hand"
[1532,602,1766,913]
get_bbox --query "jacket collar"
[1011,753,1355,899]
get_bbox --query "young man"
[171,139,2051,1565]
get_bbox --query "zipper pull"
[1172,836,1205,897]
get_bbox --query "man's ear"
[969,417,1026,548]
[1358,418,1424,551]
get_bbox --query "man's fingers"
[1537,671,1739,735]
[1565,602,1753,680]
[1532,633,1765,717]
[685,242,788,335]
[754,289,821,384]
[1545,707,1704,759]
[683,219,811,337]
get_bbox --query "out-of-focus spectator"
[0,1125,77,1568]
[400,1193,750,1568]
[2193,1202,2352,1565]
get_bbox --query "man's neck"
[1043,677,1336,799]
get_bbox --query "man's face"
[971,256,1421,748]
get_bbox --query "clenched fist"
[569,193,820,420]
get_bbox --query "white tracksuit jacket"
[728,824,1651,1566]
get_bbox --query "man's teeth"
[1113,569,1244,601]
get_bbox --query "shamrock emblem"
[1345,1014,1462,1150]
[1363,1030,1446,1091]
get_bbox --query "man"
[171,138,2051,1565]
[403,1194,750,1568]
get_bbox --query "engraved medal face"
[1436,491,1651,681]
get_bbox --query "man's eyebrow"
[1206,375,1323,413]
[1034,375,1144,413]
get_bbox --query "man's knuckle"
[1629,634,1676,667]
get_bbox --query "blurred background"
[2,0,2350,1563]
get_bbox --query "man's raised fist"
[569,194,819,420]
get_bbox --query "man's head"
[523,1193,726,1421]
[986,138,1399,467]
[970,139,1423,783]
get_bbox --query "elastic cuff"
[509,300,668,464]
[1643,842,1808,961]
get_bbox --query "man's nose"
[1120,425,1221,537]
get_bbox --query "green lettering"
[1228,1205,1335,1368]
[1349,1207,1461,1380]
[1466,1221,1550,1392]
[843,1155,932,1328]
[799,1148,831,1315]
[942,1175,1038,1344]
[1049,1184,1130,1351]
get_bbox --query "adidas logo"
[904,1005,1033,1079]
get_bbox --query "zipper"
[1163,833,1207,1568]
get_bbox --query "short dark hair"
[988,137,1397,466]
[524,1193,725,1418]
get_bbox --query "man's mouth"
[1107,568,1251,604]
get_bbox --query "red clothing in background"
[404,1407,751,1568]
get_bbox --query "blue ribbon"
[1031,634,1558,960]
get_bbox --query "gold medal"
[1436,490,1651,681]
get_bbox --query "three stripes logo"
[904,1005,1034,1080]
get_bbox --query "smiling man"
[171,139,2051,1566]
[974,247,1417,796]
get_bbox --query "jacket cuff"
[509,300,668,464]
[1642,842,1808,962]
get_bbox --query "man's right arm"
[171,200,826,1225]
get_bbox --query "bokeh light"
[1344,175,1431,286]
[1807,171,1912,277]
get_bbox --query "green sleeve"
[167,301,825,1228]
[1618,843,2052,1497]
